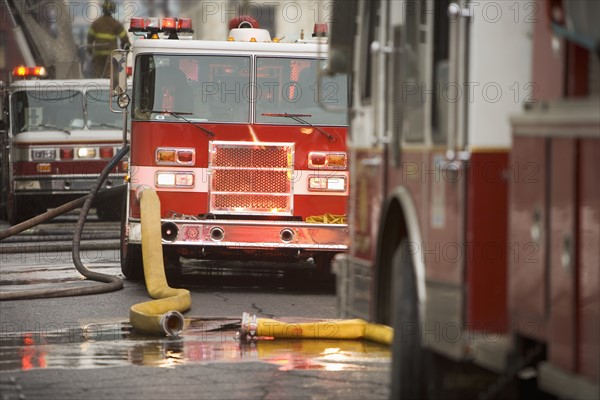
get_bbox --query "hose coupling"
[159,311,185,336]
[237,312,258,342]
[135,185,151,201]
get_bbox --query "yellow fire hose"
[130,187,191,336]
[128,187,391,343]
[239,313,393,345]
[305,213,347,224]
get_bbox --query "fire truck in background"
[111,16,349,279]
[0,68,129,224]
[327,0,598,398]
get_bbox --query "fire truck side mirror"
[326,0,357,75]
[117,93,130,109]
[110,49,129,112]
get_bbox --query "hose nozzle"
[160,311,185,336]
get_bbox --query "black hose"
[0,185,124,241]
[1,197,84,241]
[0,146,130,300]
[72,146,130,284]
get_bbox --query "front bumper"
[127,218,348,252]
[14,174,126,195]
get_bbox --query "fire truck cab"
[0,67,129,224]
[115,17,349,279]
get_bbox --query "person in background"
[87,0,130,78]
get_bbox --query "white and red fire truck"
[328,0,598,398]
[0,67,129,224]
[112,17,349,279]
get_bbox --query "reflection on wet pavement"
[0,318,390,372]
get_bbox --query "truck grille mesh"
[209,142,293,214]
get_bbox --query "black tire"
[164,246,182,286]
[390,239,427,399]
[315,253,335,276]
[120,198,143,280]
[307,253,335,290]
[8,195,44,225]
[121,242,143,280]
[96,204,121,221]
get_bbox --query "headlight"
[308,176,346,191]
[77,147,97,158]
[156,172,195,187]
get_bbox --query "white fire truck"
[0,67,129,224]
[112,16,349,279]
[328,0,598,398]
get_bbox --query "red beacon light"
[312,23,328,37]
[161,17,179,39]
[13,65,27,77]
[129,17,161,39]
[129,16,193,39]
[129,17,147,32]
[13,65,47,78]
[162,17,176,31]
[178,18,193,33]
[229,16,259,30]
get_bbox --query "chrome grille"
[209,141,293,214]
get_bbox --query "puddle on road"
[0,318,390,372]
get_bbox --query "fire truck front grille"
[212,146,289,168]
[212,194,289,210]
[209,141,294,215]
[213,170,289,193]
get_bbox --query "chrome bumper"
[14,174,126,195]
[127,219,348,251]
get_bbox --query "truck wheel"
[164,247,182,286]
[315,253,334,275]
[121,242,144,280]
[8,195,42,225]
[96,204,121,221]
[390,240,427,399]
[308,254,335,290]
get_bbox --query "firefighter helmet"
[102,0,116,14]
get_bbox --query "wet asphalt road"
[0,214,391,399]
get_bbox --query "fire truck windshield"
[133,54,250,123]
[86,88,130,130]
[255,57,348,126]
[12,90,83,134]
[132,54,348,125]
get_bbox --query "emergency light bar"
[129,17,193,39]
[13,65,47,78]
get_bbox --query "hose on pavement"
[0,146,130,300]
[129,186,191,336]
[239,312,393,345]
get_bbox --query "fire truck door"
[549,138,578,371]
[0,86,8,212]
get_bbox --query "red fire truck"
[0,67,128,224]
[328,0,598,398]
[112,17,349,279]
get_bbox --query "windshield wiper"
[147,110,215,138]
[32,123,71,135]
[89,123,121,129]
[261,113,335,142]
